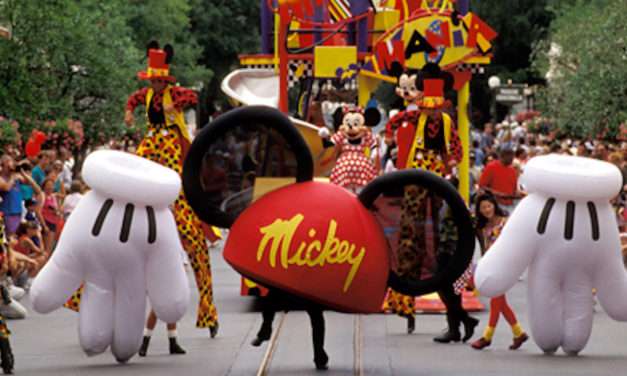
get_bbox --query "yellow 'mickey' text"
[256,214,366,292]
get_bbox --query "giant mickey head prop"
[183,106,475,313]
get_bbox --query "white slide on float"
[221,68,335,177]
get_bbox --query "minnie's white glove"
[318,126,331,138]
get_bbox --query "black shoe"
[0,337,13,374]
[407,315,415,334]
[138,336,150,357]
[209,323,219,339]
[169,338,186,355]
[314,351,329,371]
[251,331,272,347]
[462,317,479,343]
[251,326,272,347]
[251,336,267,347]
[433,329,461,343]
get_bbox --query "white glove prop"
[318,126,331,139]
[30,150,190,363]
[475,155,627,355]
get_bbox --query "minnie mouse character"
[319,106,381,193]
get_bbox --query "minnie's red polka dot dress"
[329,131,378,189]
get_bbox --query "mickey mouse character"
[319,105,381,193]
[395,67,423,111]
[384,63,422,147]
[387,63,463,173]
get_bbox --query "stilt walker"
[124,41,219,340]
[386,64,467,335]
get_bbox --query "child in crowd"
[41,178,62,254]
[471,193,528,350]
[63,180,84,219]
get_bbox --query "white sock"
[168,329,177,338]
[144,328,153,337]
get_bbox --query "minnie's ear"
[146,40,160,56]
[164,44,175,63]
[364,108,381,127]
[332,107,344,131]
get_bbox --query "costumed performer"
[381,66,424,333]
[124,41,219,342]
[385,63,476,342]
[319,105,381,193]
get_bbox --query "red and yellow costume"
[383,73,462,318]
[65,46,219,331]
[128,48,218,330]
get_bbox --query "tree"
[189,0,260,126]
[467,0,574,126]
[532,0,627,138]
[0,0,141,170]
[126,0,211,88]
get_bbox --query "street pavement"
[9,242,627,376]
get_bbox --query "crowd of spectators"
[0,145,86,318]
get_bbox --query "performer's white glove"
[30,150,190,363]
[318,127,331,138]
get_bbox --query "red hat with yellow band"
[137,40,176,82]
[418,63,454,109]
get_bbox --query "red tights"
[488,295,518,327]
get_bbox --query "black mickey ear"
[422,62,441,77]
[364,108,381,127]
[411,69,424,91]
[164,44,174,64]
[146,40,159,56]
[358,170,475,297]
[182,106,314,229]
[389,61,405,80]
[332,107,344,131]
[442,70,455,92]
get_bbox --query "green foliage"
[532,0,627,138]
[189,0,260,124]
[127,0,212,87]
[466,0,565,126]
[40,119,84,152]
[0,0,141,148]
[0,118,19,151]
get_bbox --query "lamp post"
[488,75,501,124]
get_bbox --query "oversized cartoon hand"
[475,155,627,355]
[30,150,190,363]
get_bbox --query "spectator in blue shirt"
[31,151,51,188]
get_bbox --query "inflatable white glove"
[30,150,190,363]
[318,126,331,139]
[475,155,627,355]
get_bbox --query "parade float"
[220,0,495,307]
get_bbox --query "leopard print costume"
[136,124,218,329]
[386,150,447,317]
[65,124,218,330]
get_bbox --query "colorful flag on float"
[328,0,351,22]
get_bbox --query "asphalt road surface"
[10,244,627,376]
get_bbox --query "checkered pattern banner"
[455,64,485,75]
[288,60,313,88]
